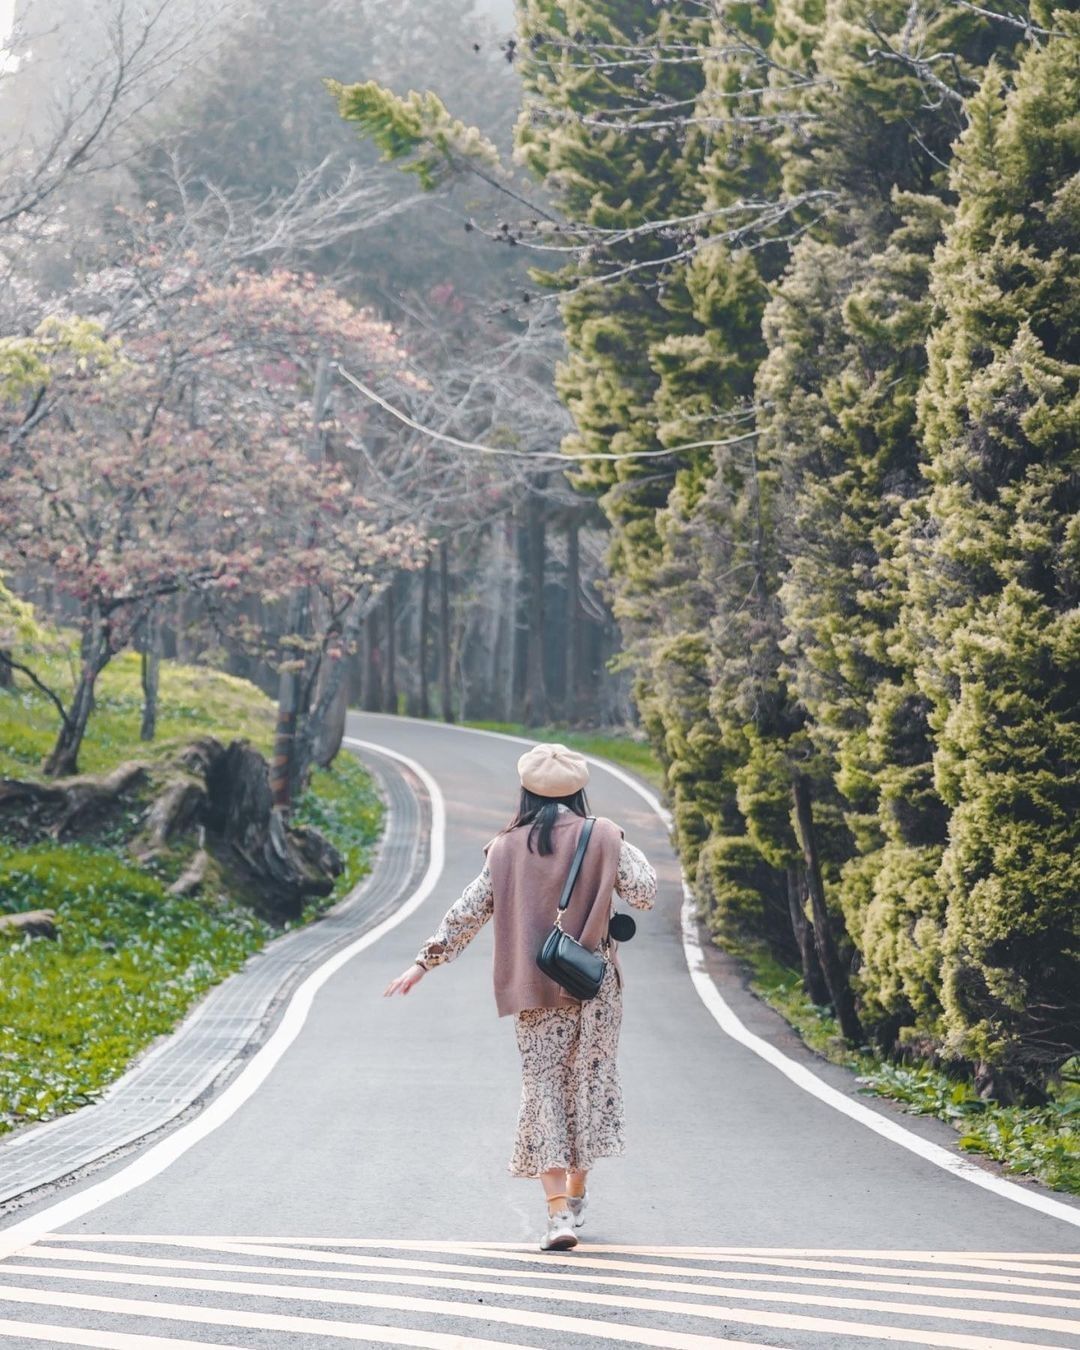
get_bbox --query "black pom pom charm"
[608,912,637,943]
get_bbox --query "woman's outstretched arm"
[383,865,494,996]
[615,840,657,910]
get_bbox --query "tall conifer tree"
[901,19,1080,1097]
[756,0,1017,1046]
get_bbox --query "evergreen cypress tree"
[756,0,1018,1048]
[902,22,1080,1098]
[516,3,785,921]
[514,0,708,548]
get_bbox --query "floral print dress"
[415,832,656,1177]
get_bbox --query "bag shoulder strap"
[556,815,596,914]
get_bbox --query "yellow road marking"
[35,1234,1080,1266]
[8,1252,1080,1336]
[198,1238,1080,1294]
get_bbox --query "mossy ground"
[0,654,383,1137]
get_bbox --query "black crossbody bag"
[535,816,607,1000]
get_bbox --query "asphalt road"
[1,711,1078,1349]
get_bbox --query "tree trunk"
[357,611,371,710]
[439,538,454,723]
[160,594,179,661]
[485,531,503,713]
[293,591,372,792]
[495,517,517,723]
[418,555,432,718]
[312,675,349,770]
[139,607,161,742]
[269,355,330,814]
[791,773,863,1043]
[269,584,307,811]
[565,517,580,723]
[0,650,12,689]
[174,591,195,663]
[786,865,829,1005]
[454,594,474,724]
[363,603,383,712]
[523,482,549,726]
[384,577,397,714]
[44,613,109,777]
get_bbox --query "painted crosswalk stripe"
[25,1242,1080,1310]
[0,1286,555,1349]
[0,1280,775,1349]
[4,1239,1080,1349]
[157,1235,1080,1296]
[0,1257,1075,1349]
[0,1318,247,1348]
[33,1233,1080,1264]
[7,1252,1080,1338]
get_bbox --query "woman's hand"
[384,962,427,997]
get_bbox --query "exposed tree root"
[132,775,206,862]
[168,846,209,897]
[0,908,58,939]
[0,739,342,922]
[0,762,148,840]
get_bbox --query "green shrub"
[858,1061,1080,1194]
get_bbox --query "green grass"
[735,941,1080,1194]
[0,648,274,779]
[0,652,383,1137]
[0,846,268,1131]
[464,720,664,788]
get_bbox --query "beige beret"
[517,742,589,798]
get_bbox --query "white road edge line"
[0,740,445,1251]
[354,714,1080,1231]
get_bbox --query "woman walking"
[384,742,656,1251]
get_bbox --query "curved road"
[0,711,1078,1348]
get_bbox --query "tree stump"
[203,739,343,921]
[0,738,342,924]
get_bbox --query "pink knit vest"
[483,813,624,1018]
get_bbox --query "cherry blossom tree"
[178,265,429,804]
[0,247,427,778]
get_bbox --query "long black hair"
[500,786,590,856]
